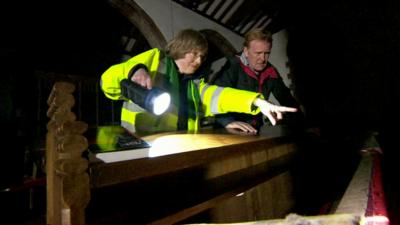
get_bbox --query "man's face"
[244,39,271,72]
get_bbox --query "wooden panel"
[208,172,294,223]
[205,143,296,223]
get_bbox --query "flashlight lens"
[153,93,171,115]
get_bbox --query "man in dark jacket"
[210,28,304,133]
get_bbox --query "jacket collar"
[237,53,278,84]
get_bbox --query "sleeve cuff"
[128,64,148,80]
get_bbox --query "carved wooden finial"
[46,81,89,225]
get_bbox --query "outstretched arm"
[253,98,298,126]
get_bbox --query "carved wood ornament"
[46,81,90,225]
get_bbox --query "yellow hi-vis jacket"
[100,48,262,134]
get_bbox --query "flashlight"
[120,79,171,115]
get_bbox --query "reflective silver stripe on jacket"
[121,121,136,133]
[200,83,224,114]
[123,101,146,112]
[121,102,144,133]
[153,53,167,86]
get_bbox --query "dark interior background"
[1,0,400,223]
[3,0,397,133]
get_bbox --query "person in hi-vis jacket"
[100,29,297,134]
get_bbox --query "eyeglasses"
[189,51,207,62]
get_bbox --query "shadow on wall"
[198,29,238,82]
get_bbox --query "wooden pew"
[46,124,297,225]
[43,81,301,224]
[85,129,297,225]
[44,82,388,225]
